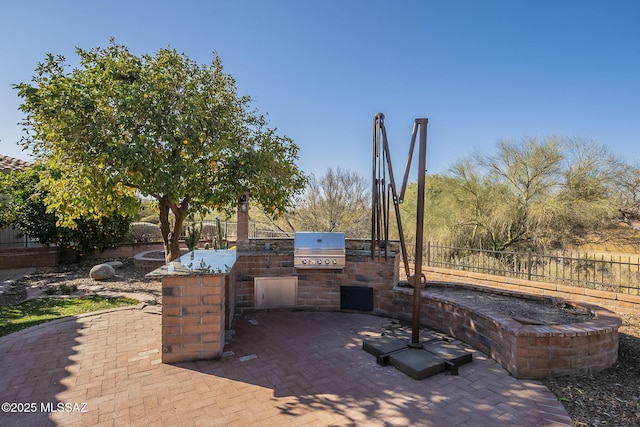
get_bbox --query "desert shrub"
[45,283,78,295]
[139,214,160,224]
[184,220,202,251]
[126,222,163,242]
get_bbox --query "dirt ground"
[541,313,640,427]
[2,259,639,426]
[423,285,595,325]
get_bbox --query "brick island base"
[160,274,225,364]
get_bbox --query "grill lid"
[294,232,345,269]
[294,232,345,250]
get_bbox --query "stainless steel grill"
[294,232,346,269]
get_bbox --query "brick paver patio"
[0,306,573,426]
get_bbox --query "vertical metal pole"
[371,114,381,259]
[411,118,428,345]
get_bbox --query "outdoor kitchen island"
[234,236,400,314]
[147,249,237,364]
[147,238,400,365]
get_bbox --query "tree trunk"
[157,195,189,263]
[167,211,186,263]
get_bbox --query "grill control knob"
[332,259,337,264]
[301,259,307,264]
[325,259,329,264]
[317,259,322,265]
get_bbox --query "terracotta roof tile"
[0,154,31,172]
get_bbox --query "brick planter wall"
[391,285,621,379]
[161,274,226,363]
[0,247,59,269]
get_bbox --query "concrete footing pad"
[389,348,446,380]
[362,336,407,357]
[363,335,473,380]
[423,341,473,366]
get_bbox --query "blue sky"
[1,0,639,180]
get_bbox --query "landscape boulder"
[105,260,123,269]
[89,263,116,281]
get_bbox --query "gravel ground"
[1,259,639,426]
[0,257,161,307]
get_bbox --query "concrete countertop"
[147,249,237,277]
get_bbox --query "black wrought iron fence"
[178,220,291,242]
[424,242,640,296]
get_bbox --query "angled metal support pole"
[371,113,410,274]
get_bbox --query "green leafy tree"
[440,137,628,252]
[0,166,130,254]
[539,139,623,248]
[16,41,307,261]
[397,174,484,247]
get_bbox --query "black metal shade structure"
[371,113,428,345]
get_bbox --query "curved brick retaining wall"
[390,284,621,379]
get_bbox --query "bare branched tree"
[614,162,640,226]
[292,167,370,237]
